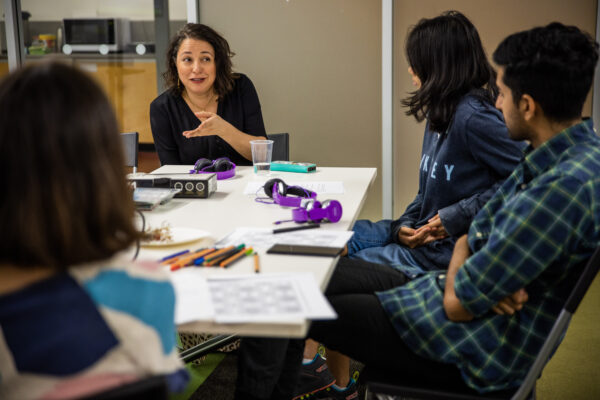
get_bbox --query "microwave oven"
[63,18,130,52]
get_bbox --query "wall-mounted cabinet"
[0,56,157,144]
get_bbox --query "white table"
[137,166,376,337]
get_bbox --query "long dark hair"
[0,62,139,269]
[164,23,237,97]
[402,11,497,133]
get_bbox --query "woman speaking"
[150,23,267,166]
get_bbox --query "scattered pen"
[273,223,321,234]
[170,248,212,271]
[254,253,260,274]
[160,249,190,264]
[189,248,217,266]
[205,244,245,266]
[160,249,190,262]
[219,247,249,268]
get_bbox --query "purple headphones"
[190,157,236,180]
[263,178,317,207]
[291,199,343,223]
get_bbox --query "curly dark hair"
[164,23,237,97]
[493,22,599,122]
[402,11,497,133]
[0,62,139,269]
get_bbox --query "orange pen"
[203,245,235,263]
[219,247,249,268]
[170,248,215,270]
[254,253,260,274]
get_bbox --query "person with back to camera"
[150,23,267,166]
[298,11,525,398]
[0,62,188,399]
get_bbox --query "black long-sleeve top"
[149,73,266,166]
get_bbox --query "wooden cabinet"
[0,58,158,144]
[76,60,158,144]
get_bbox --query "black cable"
[132,209,145,261]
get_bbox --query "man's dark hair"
[402,10,497,133]
[0,62,139,269]
[164,23,237,98]
[493,22,599,122]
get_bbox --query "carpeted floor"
[187,353,366,400]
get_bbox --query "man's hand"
[492,288,529,315]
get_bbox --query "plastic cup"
[250,140,273,175]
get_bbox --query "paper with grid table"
[170,269,336,324]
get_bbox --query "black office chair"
[267,132,290,161]
[78,375,168,400]
[121,131,139,173]
[364,246,600,400]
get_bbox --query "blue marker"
[160,249,190,262]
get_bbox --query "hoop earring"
[177,78,180,89]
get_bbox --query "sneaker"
[315,378,359,400]
[292,354,336,399]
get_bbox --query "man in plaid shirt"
[301,21,600,396]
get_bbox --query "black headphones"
[194,157,234,172]
[191,157,236,179]
[262,178,317,207]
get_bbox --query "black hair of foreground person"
[0,62,139,269]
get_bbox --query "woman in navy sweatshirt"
[294,12,526,399]
[344,11,524,278]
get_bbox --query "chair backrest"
[365,246,600,400]
[267,133,290,162]
[510,246,600,400]
[121,132,139,173]
[79,375,168,400]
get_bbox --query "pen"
[203,245,235,263]
[189,248,218,266]
[205,244,245,266]
[160,249,190,262]
[273,223,321,234]
[222,248,254,269]
[170,248,213,270]
[254,253,260,274]
[219,247,250,268]
[160,250,191,265]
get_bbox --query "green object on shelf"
[28,45,51,55]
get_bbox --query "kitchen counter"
[0,51,156,62]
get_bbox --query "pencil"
[272,223,320,234]
[254,253,260,274]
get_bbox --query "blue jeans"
[347,219,424,278]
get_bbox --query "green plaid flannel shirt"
[377,119,600,392]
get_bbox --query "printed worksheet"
[207,272,337,323]
[215,227,354,249]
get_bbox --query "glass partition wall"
[2,0,193,145]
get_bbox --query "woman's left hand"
[182,111,235,139]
